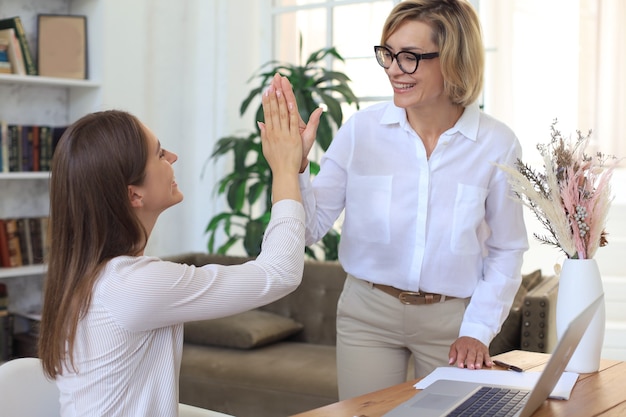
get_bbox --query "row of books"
[0,16,36,76]
[0,217,49,268]
[0,122,66,173]
[0,36,12,74]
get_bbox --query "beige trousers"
[336,274,469,400]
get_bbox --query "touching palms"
[269,73,323,172]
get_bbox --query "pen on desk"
[493,360,524,373]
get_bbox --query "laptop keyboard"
[446,386,530,417]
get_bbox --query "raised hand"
[258,83,303,203]
[269,73,323,173]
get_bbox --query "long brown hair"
[39,110,151,378]
[381,0,485,107]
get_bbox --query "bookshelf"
[0,73,99,88]
[0,0,103,125]
[0,265,46,280]
[0,0,102,330]
[0,172,49,180]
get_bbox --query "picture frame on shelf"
[37,14,87,79]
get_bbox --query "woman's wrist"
[272,174,302,204]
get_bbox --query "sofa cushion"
[490,269,543,355]
[184,310,303,349]
[164,253,347,346]
[180,342,338,416]
[260,259,346,346]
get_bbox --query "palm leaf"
[207,45,359,257]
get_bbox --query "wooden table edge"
[290,350,623,417]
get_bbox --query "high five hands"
[267,73,323,173]
[257,75,303,203]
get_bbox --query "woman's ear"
[128,185,144,208]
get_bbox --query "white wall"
[101,0,263,258]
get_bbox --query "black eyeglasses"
[374,46,439,74]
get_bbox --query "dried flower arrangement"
[497,120,621,259]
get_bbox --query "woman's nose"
[386,58,404,75]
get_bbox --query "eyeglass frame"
[374,45,439,74]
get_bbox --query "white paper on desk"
[414,367,579,400]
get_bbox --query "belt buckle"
[398,291,421,305]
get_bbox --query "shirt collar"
[380,102,406,126]
[379,101,481,142]
[447,102,480,142]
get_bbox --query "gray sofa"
[165,253,558,417]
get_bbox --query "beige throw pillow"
[184,309,303,349]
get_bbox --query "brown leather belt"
[372,283,456,305]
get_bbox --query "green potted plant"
[205,45,359,260]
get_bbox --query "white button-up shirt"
[299,101,529,344]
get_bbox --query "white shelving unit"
[0,0,102,321]
[0,172,50,180]
[0,264,47,280]
[0,73,99,88]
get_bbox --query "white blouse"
[55,199,305,417]
[299,102,529,345]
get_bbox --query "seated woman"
[38,82,306,416]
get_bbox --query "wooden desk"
[292,350,626,417]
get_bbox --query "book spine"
[15,125,22,172]
[15,218,33,266]
[0,28,25,75]
[0,121,6,172]
[21,125,33,172]
[0,219,11,267]
[11,17,36,76]
[7,125,20,172]
[4,218,23,267]
[31,126,40,172]
[28,217,43,264]
[39,126,51,172]
[0,39,8,64]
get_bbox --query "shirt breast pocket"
[451,184,488,255]
[344,174,392,244]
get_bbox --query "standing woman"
[38,84,303,416]
[278,0,528,399]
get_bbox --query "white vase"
[555,258,606,373]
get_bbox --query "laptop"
[383,294,604,417]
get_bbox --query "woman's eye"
[159,150,166,158]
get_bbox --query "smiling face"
[383,19,446,111]
[129,125,183,217]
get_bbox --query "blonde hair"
[381,0,484,107]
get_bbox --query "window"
[267,0,625,163]
[268,0,400,119]
[478,0,625,163]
